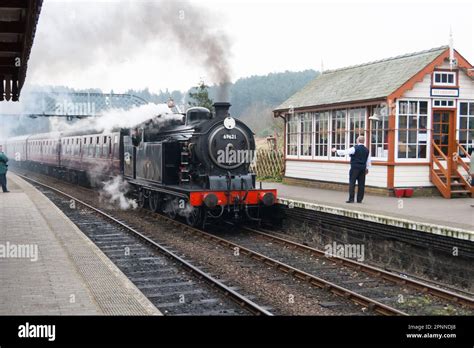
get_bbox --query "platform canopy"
[0,0,43,102]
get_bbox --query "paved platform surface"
[263,182,474,241]
[0,173,161,315]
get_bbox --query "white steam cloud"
[99,176,138,210]
[49,102,180,134]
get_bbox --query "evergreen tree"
[188,80,213,110]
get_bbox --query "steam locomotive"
[4,102,277,226]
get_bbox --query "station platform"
[0,173,161,315]
[263,182,474,241]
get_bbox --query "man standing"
[0,145,9,193]
[331,136,371,203]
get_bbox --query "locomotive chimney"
[213,102,231,119]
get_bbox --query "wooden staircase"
[430,141,473,198]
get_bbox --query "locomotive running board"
[127,179,189,199]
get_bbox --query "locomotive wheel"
[138,190,147,209]
[185,207,202,227]
[149,192,161,212]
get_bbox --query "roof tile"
[275,46,448,111]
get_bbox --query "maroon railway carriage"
[5,130,122,185]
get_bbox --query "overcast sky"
[26,0,474,93]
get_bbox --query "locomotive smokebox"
[213,102,231,119]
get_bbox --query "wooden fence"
[250,148,284,181]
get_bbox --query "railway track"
[20,174,272,316]
[135,214,408,315]
[16,170,474,315]
[228,226,474,315]
[136,212,473,315]
[243,227,474,308]
[133,207,473,315]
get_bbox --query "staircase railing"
[455,142,473,196]
[431,141,450,198]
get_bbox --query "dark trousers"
[349,168,366,202]
[0,173,7,192]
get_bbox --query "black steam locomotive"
[4,102,277,226]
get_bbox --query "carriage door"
[123,136,135,179]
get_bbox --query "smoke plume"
[30,0,233,100]
[48,102,179,134]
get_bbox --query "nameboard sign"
[430,88,459,97]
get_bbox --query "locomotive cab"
[185,107,212,126]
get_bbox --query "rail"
[242,226,474,310]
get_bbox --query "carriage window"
[88,138,93,156]
[102,137,109,157]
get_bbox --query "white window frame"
[369,105,389,161]
[313,111,331,159]
[286,113,299,159]
[457,99,474,155]
[329,109,349,160]
[347,107,367,148]
[432,99,455,108]
[395,98,431,163]
[298,112,313,160]
[433,71,457,87]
